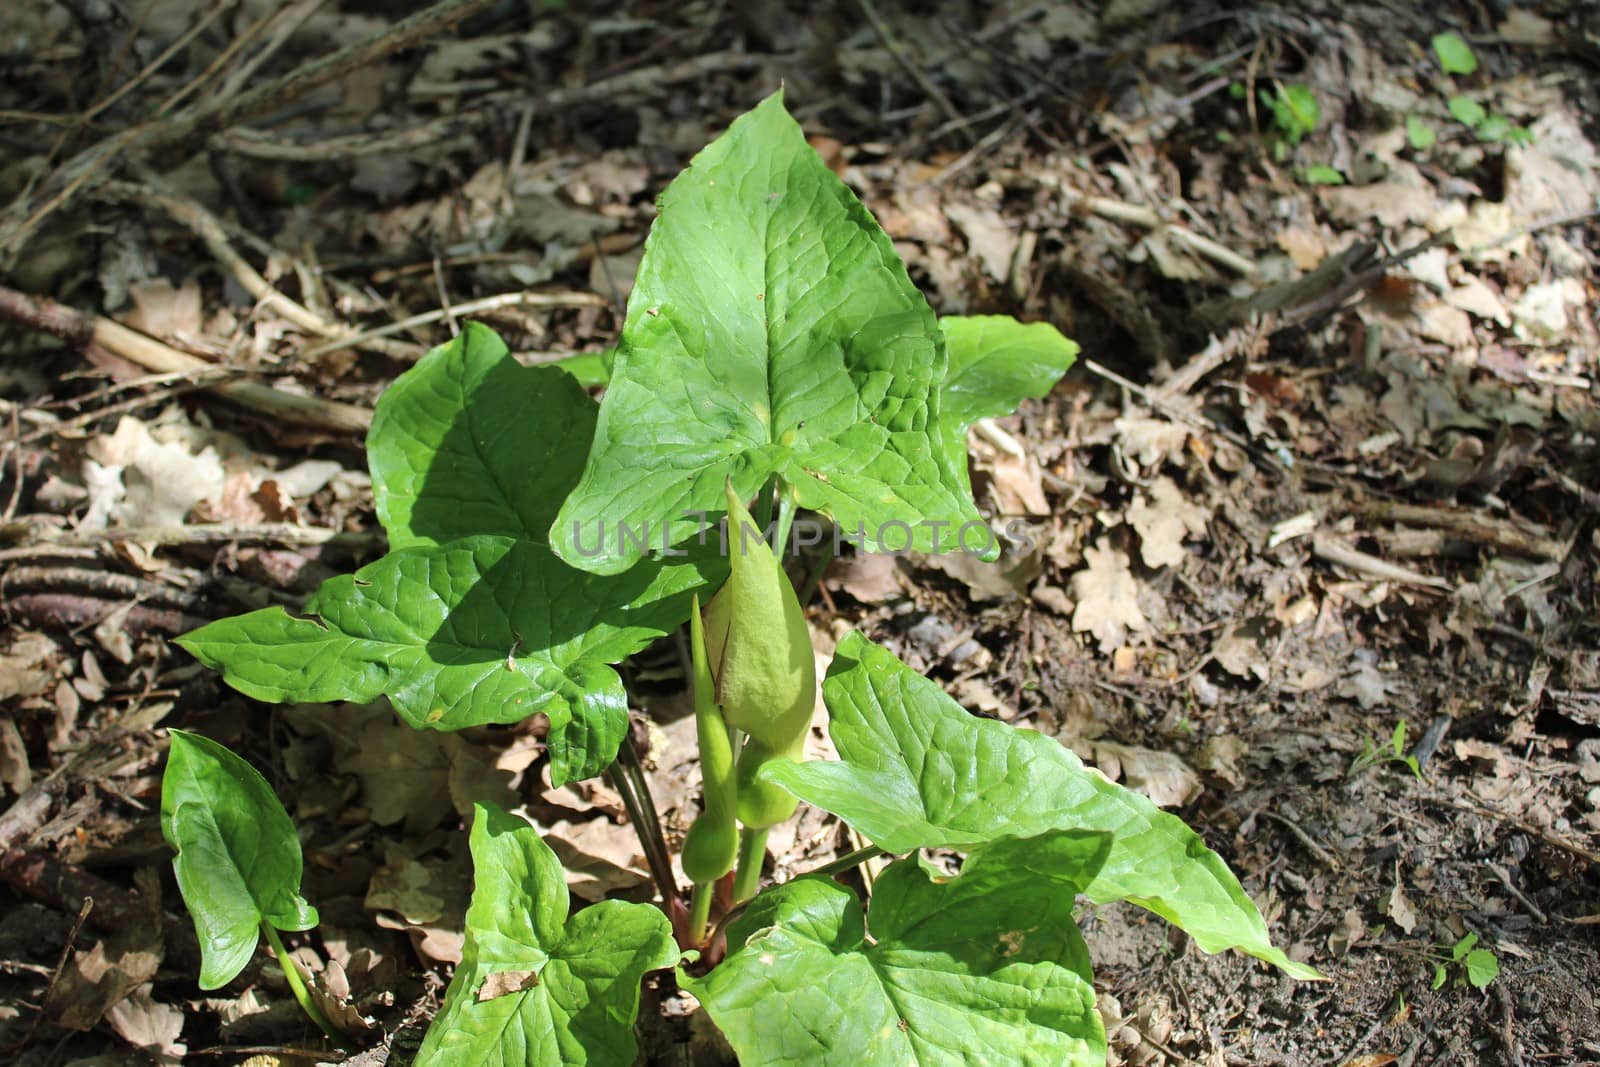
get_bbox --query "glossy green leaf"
[368,323,595,549]
[1464,948,1499,988]
[178,536,717,784]
[685,831,1109,1066]
[552,91,987,575]
[415,804,676,1067]
[1431,31,1477,75]
[937,315,1077,493]
[762,632,1323,980]
[160,730,318,989]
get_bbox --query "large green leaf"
[937,315,1079,492]
[684,831,1109,1066]
[368,322,594,549]
[415,804,676,1067]
[761,633,1323,980]
[178,536,716,785]
[551,91,987,575]
[160,730,318,989]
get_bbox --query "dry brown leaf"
[1387,880,1418,934]
[83,415,226,529]
[1087,741,1200,808]
[1070,539,1147,653]
[543,817,650,902]
[46,932,162,1031]
[0,716,31,795]
[0,634,57,701]
[477,970,540,1001]
[104,983,185,1066]
[1126,477,1208,568]
[827,552,903,604]
[945,201,1019,283]
[1276,224,1328,270]
[343,718,454,832]
[1112,417,1190,469]
[984,450,1051,517]
[125,278,202,340]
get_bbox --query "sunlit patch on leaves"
[763,634,1323,979]
[684,832,1112,1066]
[551,91,992,575]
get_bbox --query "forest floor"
[1,2,1598,1065]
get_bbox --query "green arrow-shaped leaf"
[937,315,1078,492]
[684,831,1109,1066]
[369,321,595,549]
[415,803,676,1067]
[179,535,713,784]
[761,632,1323,980]
[181,327,722,784]
[161,730,318,989]
[552,91,988,575]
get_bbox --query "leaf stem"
[801,844,887,881]
[261,924,342,1044]
[687,880,715,947]
[731,826,769,904]
[755,479,775,534]
[607,740,679,907]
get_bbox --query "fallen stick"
[0,284,371,433]
[1311,532,1452,590]
[1352,501,1567,562]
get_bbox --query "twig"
[0,284,371,433]
[2,519,382,551]
[1042,176,1259,276]
[1081,358,1288,476]
[1,566,198,607]
[81,3,239,125]
[2,407,22,521]
[0,0,499,261]
[1310,533,1451,590]
[1351,501,1567,563]
[6,898,93,1056]
[1256,809,1342,871]
[1485,861,1547,924]
[298,290,608,360]
[103,181,413,358]
[150,0,302,118]
[854,0,971,138]
[1451,795,1600,867]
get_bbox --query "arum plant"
[160,731,341,1042]
[169,92,1320,1064]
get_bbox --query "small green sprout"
[1352,720,1424,780]
[1431,931,1500,990]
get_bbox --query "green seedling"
[1430,931,1500,990]
[1427,34,1532,147]
[1352,720,1424,780]
[160,731,341,1041]
[1300,164,1345,185]
[1262,83,1320,145]
[1431,32,1478,76]
[176,92,1318,1064]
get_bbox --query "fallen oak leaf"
[1070,539,1147,653]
